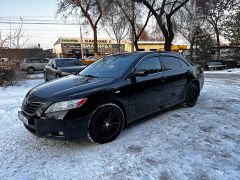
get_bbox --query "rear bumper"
[18,111,89,140]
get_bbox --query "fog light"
[59,131,64,136]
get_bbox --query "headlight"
[45,98,87,113]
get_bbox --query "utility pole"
[80,26,84,59]
[131,1,135,52]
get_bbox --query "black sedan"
[44,58,86,81]
[19,52,204,144]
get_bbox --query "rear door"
[160,55,190,105]
[31,59,42,70]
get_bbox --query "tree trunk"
[134,40,139,51]
[93,27,98,58]
[161,15,174,51]
[189,42,194,61]
[215,28,221,60]
[117,40,121,53]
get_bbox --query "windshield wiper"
[83,75,99,78]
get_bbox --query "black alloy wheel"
[185,83,199,107]
[88,104,124,144]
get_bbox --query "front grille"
[22,98,45,117]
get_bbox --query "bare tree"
[150,22,165,41]
[135,0,190,51]
[57,0,107,57]
[222,9,240,46]
[0,31,9,49]
[0,25,29,49]
[11,22,30,49]
[177,6,206,60]
[102,4,129,53]
[206,0,238,59]
[115,0,152,51]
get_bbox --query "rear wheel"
[185,83,200,107]
[88,103,124,144]
[27,67,35,74]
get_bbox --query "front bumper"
[18,111,89,140]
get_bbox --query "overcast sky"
[0,0,106,49]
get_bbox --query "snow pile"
[0,75,240,179]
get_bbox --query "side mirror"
[52,64,57,69]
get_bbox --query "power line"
[0,21,80,25]
[0,28,81,32]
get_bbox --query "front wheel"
[44,72,48,82]
[55,74,60,79]
[88,103,125,144]
[185,83,200,107]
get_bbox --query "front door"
[127,54,168,121]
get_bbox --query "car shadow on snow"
[120,103,187,140]
[127,104,186,128]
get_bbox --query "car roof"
[108,51,182,61]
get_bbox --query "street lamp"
[80,25,84,59]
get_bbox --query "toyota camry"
[18,52,204,144]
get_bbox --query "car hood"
[30,75,115,101]
[58,66,86,73]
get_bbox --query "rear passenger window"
[179,59,189,68]
[161,56,181,71]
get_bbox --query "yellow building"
[53,37,125,58]
[53,37,189,57]
[124,41,189,53]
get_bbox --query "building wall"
[53,37,189,56]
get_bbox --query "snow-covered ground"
[0,73,240,179]
[205,68,240,75]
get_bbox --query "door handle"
[160,77,167,82]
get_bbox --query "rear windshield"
[55,59,82,67]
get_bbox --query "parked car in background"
[20,58,49,74]
[44,58,86,81]
[81,56,97,65]
[19,52,204,144]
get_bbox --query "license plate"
[18,111,28,125]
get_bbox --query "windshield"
[56,59,82,67]
[79,54,139,78]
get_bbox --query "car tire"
[185,83,200,107]
[44,73,48,82]
[27,67,35,74]
[56,74,60,79]
[88,103,125,144]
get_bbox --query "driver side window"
[136,56,162,74]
